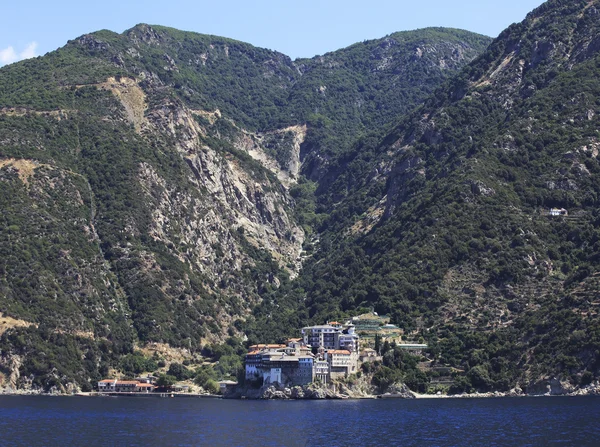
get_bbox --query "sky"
[1,0,547,67]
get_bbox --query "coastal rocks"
[305,387,328,399]
[383,383,416,399]
[0,354,23,391]
[238,383,352,400]
[507,386,524,397]
[526,378,576,396]
[261,386,290,400]
[568,381,600,396]
[290,386,305,399]
[0,387,44,396]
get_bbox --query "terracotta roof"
[115,381,140,385]
[249,344,286,350]
[99,379,116,383]
[137,383,154,387]
[327,350,351,355]
[246,350,261,356]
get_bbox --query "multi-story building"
[245,344,315,386]
[326,350,358,379]
[244,350,264,381]
[314,360,329,383]
[247,321,363,386]
[301,325,340,349]
[338,325,359,352]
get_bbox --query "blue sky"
[1,0,546,66]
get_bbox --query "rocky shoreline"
[2,379,600,400]
[229,379,600,401]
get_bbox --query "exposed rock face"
[255,383,351,400]
[138,91,305,279]
[234,125,307,187]
[526,378,576,396]
[98,77,148,133]
[0,22,491,393]
[383,382,416,399]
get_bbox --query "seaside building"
[325,350,358,379]
[247,319,364,386]
[97,379,156,393]
[244,341,316,386]
[219,380,238,394]
[134,374,157,384]
[136,383,155,393]
[245,350,263,381]
[338,325,360,353]
[314,360,329,383]
[301,325,339,349]
[260,352,316,386]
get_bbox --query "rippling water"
[0,395,599,446]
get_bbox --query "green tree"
[156,374,177,388]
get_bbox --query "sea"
[0,395,599,446]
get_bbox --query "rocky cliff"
[284,0,600,393]
[0,24,488,391]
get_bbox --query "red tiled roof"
[99,379,116,383]
[137,383,154,387]
[250,344,285,350]
[327,350,351,355]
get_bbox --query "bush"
[194,366,217,388]
[156,374,177,388]
[205,379,220,394]
[372,366,401,393]
[167,362,191,380]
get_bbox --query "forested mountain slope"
[259,0,600,393]
[0,24,488,391]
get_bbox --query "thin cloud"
[0,42,38,66]
[0,46,18,65]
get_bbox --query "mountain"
[0,24,489,391]
[273,0,600,393]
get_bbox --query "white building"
[245,350,263,381]
[301,325,340,349]
[326,349,359,379]
[338,325,360,352]
[97,379,154,393]
[245,345,315,386]
[314,360,329,383]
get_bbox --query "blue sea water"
[0,395,599,446]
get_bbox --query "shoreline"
[2,383,600,400]
[0,391,598,400]
[0,390,221,399]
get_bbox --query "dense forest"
[249,0,600,393]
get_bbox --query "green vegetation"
[156,374,177,388]
[4,0,600,395]
[250,0,600,393]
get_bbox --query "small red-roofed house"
[136,383,155,393]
